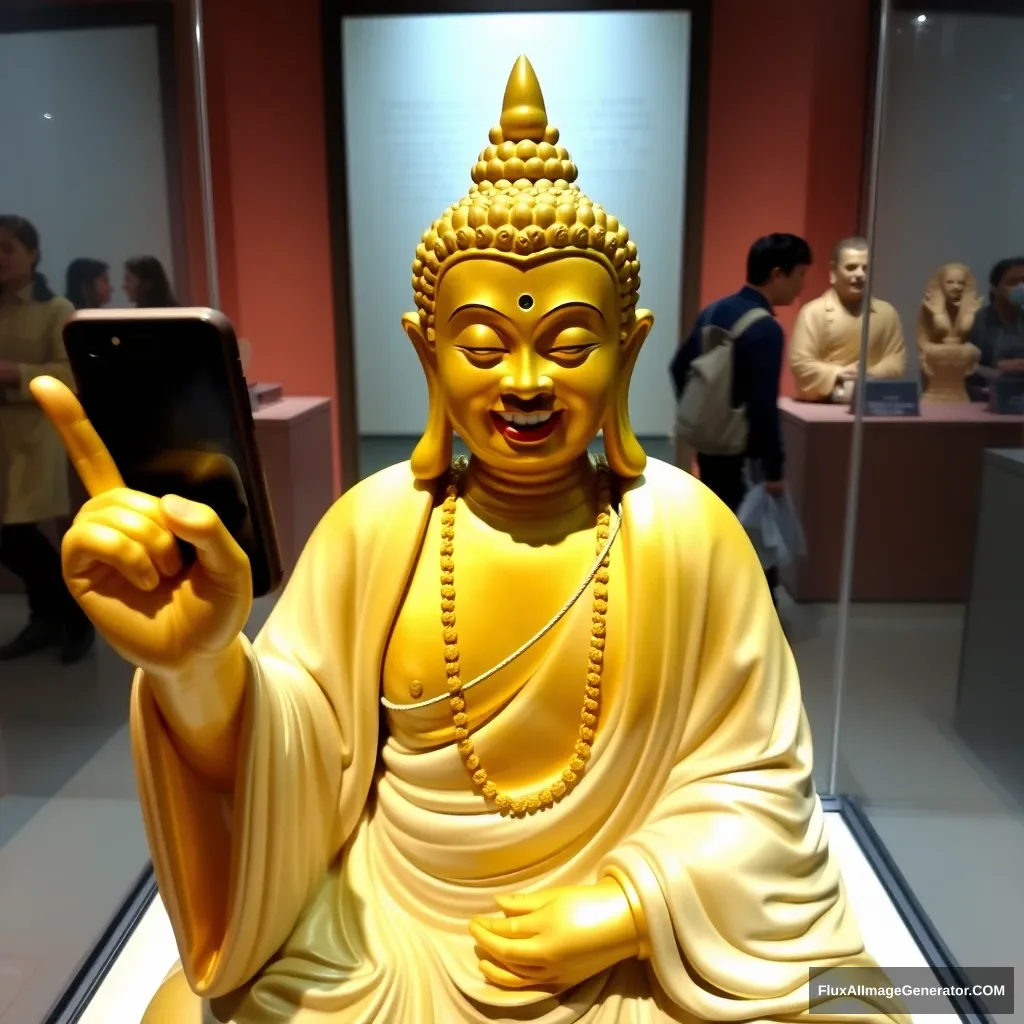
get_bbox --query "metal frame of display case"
[0,0,197,309]
[318,0,711,492]
[822,797,994,1024]
[41,866,157,1024]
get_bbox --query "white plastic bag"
[737,482,807,570]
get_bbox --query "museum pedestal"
[955,449,1024,761]
[779,397,1024,602]
[251,396,334,584]
[0,394,334,593]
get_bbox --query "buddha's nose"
[501,352,553,398]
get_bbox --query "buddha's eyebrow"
[538,301,605,324]
[447,300,605,324]
[448,303,512,323]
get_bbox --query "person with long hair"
[123,255,178,308]
[65,257,113,310]
[0,215,94,662]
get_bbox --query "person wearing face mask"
[967,257,1024,401]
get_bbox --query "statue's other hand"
[30,376,252,677]
[469,880,640,991]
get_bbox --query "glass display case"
[832,3,1024,1019]
[2,1,1019,1021]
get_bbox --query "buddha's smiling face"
[427,254,636,474]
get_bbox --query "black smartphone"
[62,308,284,597]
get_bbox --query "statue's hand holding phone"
[31,376,253,679]
[31,308,280,780]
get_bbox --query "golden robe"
[131,458,903,1023]
[789,289,907,401]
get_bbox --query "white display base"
[78,812,959,1023]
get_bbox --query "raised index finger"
[30,376,124,496]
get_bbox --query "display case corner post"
[321,0,361,492]
[681,0,711,338]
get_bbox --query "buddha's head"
[830,237,869,306]
[937,262,972,307]
[401,56,653,482]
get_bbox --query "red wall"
[702,0,872,395]
[50,0,872,484]
[51,0,868,483]
[202,0,341,490]
[36,0,342,488]
[202,0,870,432]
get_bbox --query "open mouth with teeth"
[490,406,563,443]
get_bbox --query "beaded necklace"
[440,457,614,815]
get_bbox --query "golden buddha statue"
[917,263,982,403]
[33,57,905,1024]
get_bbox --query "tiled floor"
[0,434,1020,1023]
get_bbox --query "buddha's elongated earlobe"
[402,313,453,480]
[602,310,653,479]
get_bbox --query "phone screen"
[64,313,282,596]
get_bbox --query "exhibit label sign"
[855,380,921,417]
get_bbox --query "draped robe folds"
[130,458,908,1024]
[789,290,908,401]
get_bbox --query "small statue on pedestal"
[917,263,982,403]
[789,238,907,403]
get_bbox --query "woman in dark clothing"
[65,258,113,310]
[968,256,1024,400]
[123,255,178,308]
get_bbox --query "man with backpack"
[670,233,812,598]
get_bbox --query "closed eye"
[549,344,595,356]
[546,343,599,364]
[544,323,601,360]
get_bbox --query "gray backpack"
[674,307,772,455]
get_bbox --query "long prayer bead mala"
[440,458,613,815]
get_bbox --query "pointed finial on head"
[500,55,548,143]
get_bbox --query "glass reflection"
[0,4,205,1021]
[836,7,1024,1018]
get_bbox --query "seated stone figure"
[917,263,981,403]
[34,57,905,1024]
[789,238,907,403]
